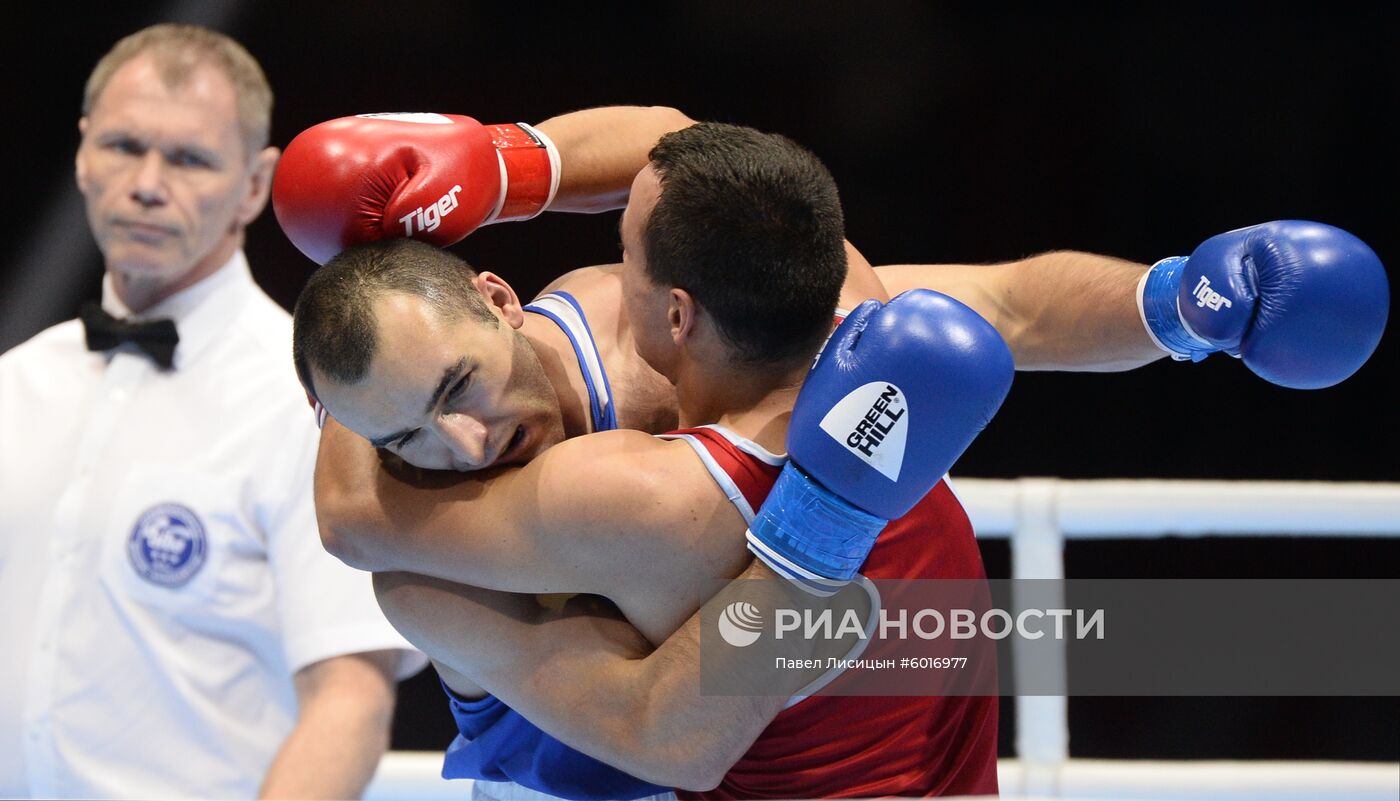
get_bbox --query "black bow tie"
[80,302,179,369]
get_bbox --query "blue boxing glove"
[746,289,1014,594]
[1139,220,1389,389]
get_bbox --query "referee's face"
[76,53,275,311]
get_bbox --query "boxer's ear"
[669,287,696,345]
[474,272,524,328]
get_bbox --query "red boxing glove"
[272,113,560,264]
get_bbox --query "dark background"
[7,2,1396,764]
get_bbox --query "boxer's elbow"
[646,105,696,135]
[644,745,731,792]
[561,684,731,790]
[318,520,378,572]
[316,488,388,572]
[621,705,740,791]
[665,755,730,793]
[606,735,729,792]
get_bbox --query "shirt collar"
[100,251,254,370]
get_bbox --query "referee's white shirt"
[0,252,423,799]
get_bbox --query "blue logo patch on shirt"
[127,503,208,587]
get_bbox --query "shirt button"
[110,387,129,403]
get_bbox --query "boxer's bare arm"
[875,252,1163,371]
[841,240,890,308]
[374,562,801,791]
[317,418,748,637]
[530,111,1153,370]
[536,106,696,213]
[531,106,892,309]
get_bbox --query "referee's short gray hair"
[83,23,273,158]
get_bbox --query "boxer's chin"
[522,416,567,462]
[498,424,530,466]
[511,424,548,465]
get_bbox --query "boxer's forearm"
[370,570,732,787]
[875,252,1165,371]
[498,618,776,791]
[473,591,782,789]
[536,106,695,213]
[316,421,704,598]
[370,555,847,789]
[472,561,859,791]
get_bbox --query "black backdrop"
[7,2,1397,762]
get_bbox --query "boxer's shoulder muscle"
[539,264,679,433]
[523,429,747,619]
[839,240,892,308]
[874,263,1013,309]
[874,262,1018,339]
[537,262,620,300]
[533,263,627,365]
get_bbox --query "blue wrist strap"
[746,462,887,595]
[1140,257,1217,363]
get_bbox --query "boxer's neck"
[674,356,807,455]
[518,312,594,439]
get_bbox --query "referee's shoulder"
[229,285,295,360]
[0,317,85,369]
